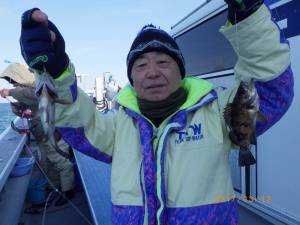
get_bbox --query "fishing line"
[234,11,240,57]
[25,143,93,225]
[42,190,56,225]
[24,144,59,191]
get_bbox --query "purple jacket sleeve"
[255,65,294,136]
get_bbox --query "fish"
[36,69,71,159]
[223,79,266,167]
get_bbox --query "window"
[175,11,237,76]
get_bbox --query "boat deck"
[19,188,93,225]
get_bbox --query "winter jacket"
[47,5,293,225]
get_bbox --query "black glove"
[225,0,264,24]
[20,8,69,78]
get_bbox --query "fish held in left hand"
[223,79,266,166]
[36,69,71,159]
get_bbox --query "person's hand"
[0,88,10,98]
[20,8,69,78]
[225,0,264,24]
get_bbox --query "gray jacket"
[9,86,45,141]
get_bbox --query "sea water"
[0,103,16,133]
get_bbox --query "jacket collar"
[117,77,213,115]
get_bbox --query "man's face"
[131,52,182,101]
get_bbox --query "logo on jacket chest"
[175,123,203,144]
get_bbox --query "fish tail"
[239,150,256,166]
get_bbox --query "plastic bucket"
[27,177,48,203]
[9,157,34,177]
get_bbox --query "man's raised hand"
[20,8,69,78]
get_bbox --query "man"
[0,63,75,207]
[19,0,293,224]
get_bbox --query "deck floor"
[19,189,93,225]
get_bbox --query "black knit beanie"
[127,24,186,85]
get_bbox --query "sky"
[0,0,205,102]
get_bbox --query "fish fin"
[257,111,266,123]
[43,74,58,97]
[35,75,46,96]
[239,149,256,166]
[223,103,233,126]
